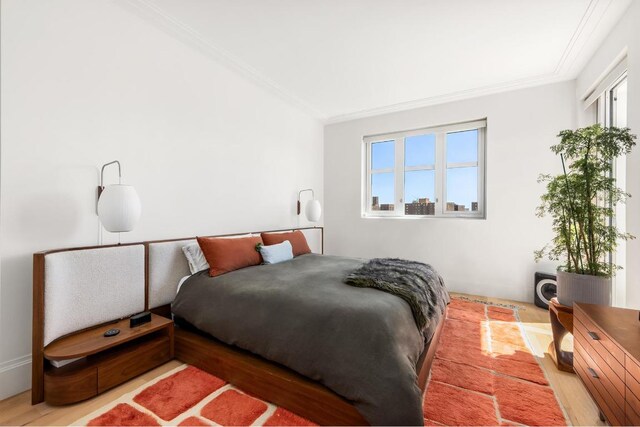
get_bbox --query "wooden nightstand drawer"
[44,362,98,406]
[42,314,174,405]
[97,335,172,393]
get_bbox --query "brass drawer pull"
[588,367,599,379]
[588,331,600,340]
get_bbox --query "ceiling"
[127,0,631,122]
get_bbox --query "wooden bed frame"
[32,226,447,425]
[169,308,447,426]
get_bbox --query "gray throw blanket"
[345,258,449,331]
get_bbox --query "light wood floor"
[0,293,601,426]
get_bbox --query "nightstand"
[42,314,173,405]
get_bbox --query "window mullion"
[435,132,445,216]
[404,165,435,172]
[446,161,478,169]
[395,137,404,214]
[365,142,371,214]
[478,128,485,216]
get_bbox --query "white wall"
[324,81,576,303]
[576,1,640,309]
[0,0,323,399]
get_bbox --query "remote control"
[104,328,120,337]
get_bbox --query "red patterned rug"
[74,298,567,426]
[425,298,566,426]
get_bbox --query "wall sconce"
[297,189,321,222]
[97,160,141,232]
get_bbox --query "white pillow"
[182,233,256,274]
[182,243,210,274]
[176,275,191,295]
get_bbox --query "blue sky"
[371,130,478,207]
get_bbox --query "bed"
[172,252,448,425]
[32,227,448,426]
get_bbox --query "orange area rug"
[75,298,567,426]
[424,298,567,426]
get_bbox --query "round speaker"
[536,278,557,308]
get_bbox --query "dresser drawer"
[574,341,625,414]
[574,329,625,399]
[573,303,640,427]
[627,386,640,416]
[575,317,626,383]
[627,369,640,404]
[627,401,640,426]
[575,351,624,425]
[627,356,640,385]
[575,307,624,365]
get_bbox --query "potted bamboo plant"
[536,124,636,306]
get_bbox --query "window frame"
[363,119,486,219]
[596,72,627,307]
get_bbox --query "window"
[364,119,486,218]
[596,73,627,307]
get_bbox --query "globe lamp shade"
[305,199,322,222]
[97,184,141,232]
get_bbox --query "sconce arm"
[297,188,315,215]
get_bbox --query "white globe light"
[305,199,322,222]
[97,184,141,232]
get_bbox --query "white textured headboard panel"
[148,240,193,308]
[44,245,145,346]
[300,228,322,254]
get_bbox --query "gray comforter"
[171,254,448,425]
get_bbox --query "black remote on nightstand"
[103,328,120,337]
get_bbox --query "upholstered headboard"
[146,228,323,309]
[35,226,323,338]
[148,239,193,309]
[43,245,145,346]
[32,226,323,404]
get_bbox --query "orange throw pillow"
[261,231,311,257]
[197,235,263,277]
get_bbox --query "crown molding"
[325,0,616,124]
[121,0,327,121]
[554,0,602,75]
[554,0,621,76]
[324,73,572,124]
[121,0,617,125]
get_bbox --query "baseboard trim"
[0,355,31,401]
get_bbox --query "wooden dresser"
[574,303,640,425]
